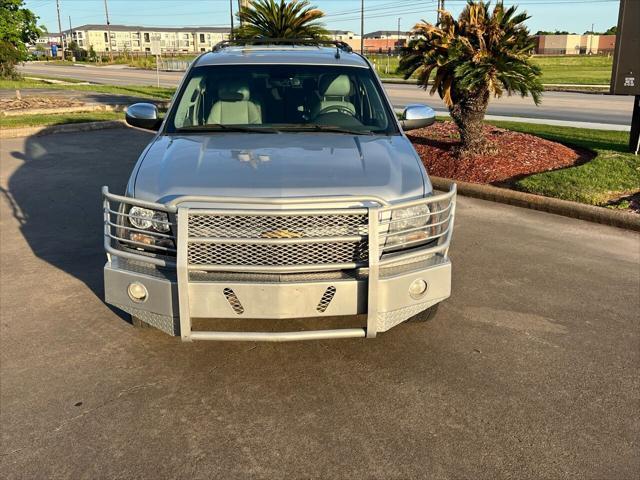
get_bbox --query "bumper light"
[409,279,428,299]
[127,282,148,302]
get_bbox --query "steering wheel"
[316,105,355,116]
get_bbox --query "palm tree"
[235,0,329,40]
[399,1,542,155]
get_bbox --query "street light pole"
[104,0,113,60]
[229,0,234,38]
[55,0,64,59]
[360,0,364,54]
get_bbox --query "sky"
[25,0,621,35]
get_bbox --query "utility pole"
[397,17,401,55]
[55,0,64,59]
[438,0,445,23]
[104,0,113,60]
[68,16,73,59]
[360,0,364,54]
[229,0,234,38]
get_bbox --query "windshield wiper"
[175,124,278,134]
[276,124,374,135]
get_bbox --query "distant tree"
[88,44,98,62]
[604,25,617,35]
[235,0,329,40]
[399,0,542,155]
[0,0,42,78]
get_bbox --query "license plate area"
[187,279,366,319]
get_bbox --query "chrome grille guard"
[102,184,457,340]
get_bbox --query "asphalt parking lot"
[1,128,639,479]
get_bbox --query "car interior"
[171,66,391,132]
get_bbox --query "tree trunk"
[449,88,490,156]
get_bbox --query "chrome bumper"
[102,186,456,341]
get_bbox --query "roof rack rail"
[212,38,353,55]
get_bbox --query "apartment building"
[62,24,230,54]
[327,30,361,51]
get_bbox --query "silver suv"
[102,40,456,342]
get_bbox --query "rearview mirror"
[400,104,436,131]
[125,103,161,131]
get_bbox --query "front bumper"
[102,185,456,341]
[105,253,451,339]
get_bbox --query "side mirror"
[400,104,436,131]
[125,103,161,131]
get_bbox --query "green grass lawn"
[485,121,638,206]
[531,55,613,85]
[367,54,613,85]
[0,77,175,100]
[0,111,122,128]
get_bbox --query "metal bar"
[379,216,451,239]
[445,192,457,257]
[106,220,175,239]
[379,237,451,266]
[102,186,177,212]
[366,207,380,338]
[106,209,173,227]
[176,208,192,341]
[187,262,364,273]
[187,207,368,216]
[381,186,457,211]
[189,328,366,342]
[168,194,389,208]
[187,235,365,245]
[106,233,177,252]
[104,242,176,267]
[382,227,450,251]
[378,204,453,226]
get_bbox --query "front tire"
[408,304,440,323]
[131,315,152,329]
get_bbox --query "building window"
[199,33,205,43]
[200,47,205,52]
[104,32,108,42]
[144,32,150,42]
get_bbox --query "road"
[19,63,634,127]
[1,128,639,479]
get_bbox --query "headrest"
[319,75,352,97]
[218,81,250,101]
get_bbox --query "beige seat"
[312,74,356,118]
[208,81,262,125]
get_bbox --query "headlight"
[129,206,170,232]
[385,204,431,249]
[124,206,174,252]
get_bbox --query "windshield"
[166,64,397,135]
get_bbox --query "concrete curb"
[431,176,640,231]
[0,120,126,139]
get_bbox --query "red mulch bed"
[407,121,586,184]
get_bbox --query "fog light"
[409,279,428,299]
[127,282,148,303]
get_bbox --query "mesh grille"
[187,211,369,269]
[188,241,368,267]
[189,212,368,239]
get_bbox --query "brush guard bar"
[102,185,457,341]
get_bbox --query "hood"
[133,133,429,204]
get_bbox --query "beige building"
[535,34,616,55]
[63,24,230,54]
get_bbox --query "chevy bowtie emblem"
[261,229,303,239]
